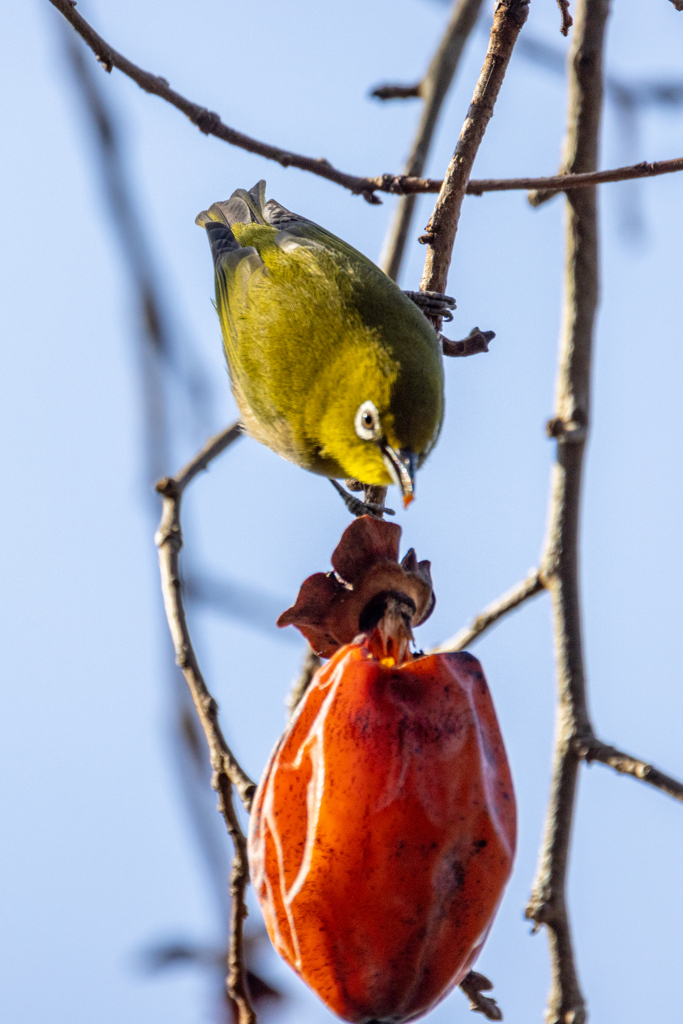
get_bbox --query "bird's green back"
[200,183,445,484]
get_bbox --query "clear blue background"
[2,1,682,1022]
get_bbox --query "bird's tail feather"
[196,180,268,231]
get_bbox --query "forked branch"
[48,0,683,205]
[155,422,255,1024]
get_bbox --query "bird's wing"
[195,201,266,376]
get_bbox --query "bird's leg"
[350,480,391,520]
[330,479,395,518]
[441,327,496,357]
[404,290,456,322]
[362,485,389,521]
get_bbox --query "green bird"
[196,181,449,510]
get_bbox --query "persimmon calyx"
[277,515,435,658]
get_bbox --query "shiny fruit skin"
[248,642,516,1024]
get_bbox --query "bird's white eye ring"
[354,400,381,441]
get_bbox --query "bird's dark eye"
[355,400,381,441]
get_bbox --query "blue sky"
[2,1,683,1022]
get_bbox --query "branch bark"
[155,422,255,1024]
[459,970,503,1021]
[420,0,530,301]
[465,156,683,194]
[52,0,683,209]
[379,0,486,280]
[433,570,544,653]
[524,3,609,1021]
[47,0,384,202]
[155,423,252,810]
[47,3,683,206]
[580,739,683,802]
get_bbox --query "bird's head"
[309,337,444,507]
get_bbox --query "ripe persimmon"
[249,633,515,1023]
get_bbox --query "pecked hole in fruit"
[358,590,416,633]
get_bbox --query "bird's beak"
[380,444,417,508]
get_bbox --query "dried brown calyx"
[277,515,435,658]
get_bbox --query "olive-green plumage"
[196,181,444,501]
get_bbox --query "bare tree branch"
[372,82,423,100]
[62,26,244,953]
[219,777,256,1024]
[50,0,683,211]
[579,740,683,802]
[155,423,252,809]
[155,421,255,1023]
[556,0,574,36]
[459,971,503,1021]
[378,0,486,280]
[524,3,609,1021]
[420,0,530,301]
[374,156,683,197]
[441,326,496,356]
[47,0,382,203]
[185,572,298,643]
[433,571,544,653]
[466,156,683,193]
[173,424,244,494]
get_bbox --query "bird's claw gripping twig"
[441,327,495,357]
[404,289,456,322]
[331,479,395,518]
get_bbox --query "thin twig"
[441,326,496,356]
[433,570,544,653]
[524,3,609,1021]
[556,0,574,36]
[459,971,503,1021]
[61,27,170,495]
[217,774,256,1024]
[47,0,378,204]
[420,0,530,302]
[466,156,683,194]
[49,0,683,208]
[173,423,244,494]
[372,82,423,100]
[579,740,683,802]
[378,0,486,280]
[375,156,683,197]
[155,423,252,810]
[155,421,255,1023]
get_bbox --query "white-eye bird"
[196,181,448,509]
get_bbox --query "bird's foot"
[404,289,456,322]
[331,479,395,518]
[441,326,495,357]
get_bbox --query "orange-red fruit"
[248,640,516,1023]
